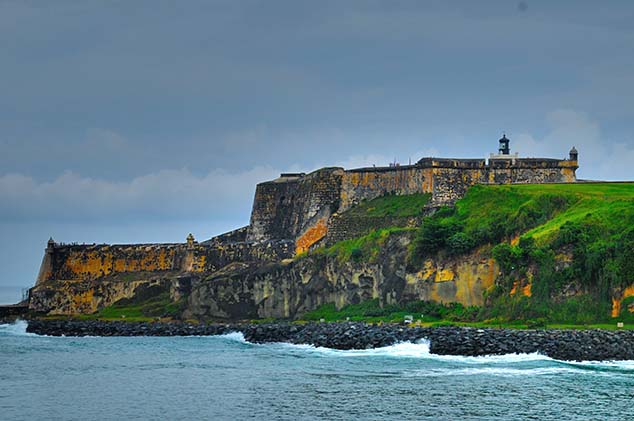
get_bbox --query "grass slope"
[308,182,634,326]
[456,183,634,241]
[346,193,431,217]
[419,182,634,324]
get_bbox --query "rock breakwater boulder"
[25,319,235,337]
[23,320,634,361]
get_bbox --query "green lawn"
[458,183,634,244]
[346,193,431,218]
[297,299,634,330]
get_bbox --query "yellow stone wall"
[404,253,497,307]
[52,245,178,281]
[612,285,634,317]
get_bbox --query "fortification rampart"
[340,165,431,211]
[246,151,578,251]
[29,141,579,315]
[35,240,293,285]
[246,168,343,244]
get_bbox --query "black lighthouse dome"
[499,134,510,155]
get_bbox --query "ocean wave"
[276,340,551,363]
[270,340,634,372]
[560,359,634,373]
[216,331,249,343]
[5,322,634,372]
[0,320,38,337]
[405,366,580,377]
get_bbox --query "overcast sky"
[2,0,634,293]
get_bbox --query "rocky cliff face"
[29,232,499,320]
[182,233,497,320]
[29,273,193,315]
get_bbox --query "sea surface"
[2,321,634,420]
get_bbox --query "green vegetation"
[346,193,431,218]
[299,297,634,330]
[411,185,574,259]
[314,227,414,263]
[80,292,185,322]
[302,298,480,323]
[296,183,634,325]
[409,182,634,323]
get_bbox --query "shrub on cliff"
[446,232,476,255]
[350,247,363,262]
[411,216,462,258]
[411,189,574,263]
[322,227,413,263]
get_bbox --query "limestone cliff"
[182,233,497,320]
[29,232,498,320]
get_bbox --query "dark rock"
[21,319,634,361]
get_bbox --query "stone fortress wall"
[35,237,293,286]
[247,145,579,253]
[30,139,578,314]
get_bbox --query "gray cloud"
[0,166,281,223]
[515,110,634,181]
[2,0,634,289]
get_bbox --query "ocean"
[1,320,634,420]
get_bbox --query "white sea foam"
[565,359,634,371]
[218,331,248,343]
[270,339,634,372]
[405,366,580,377]
[287,340,435,358]
[278,339,552,363]
[0,319,37,337]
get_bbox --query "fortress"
[247,135,578,252]
[28,136,579,317]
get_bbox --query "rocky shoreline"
[17,319,634,361]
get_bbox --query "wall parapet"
[35,240,295,285]
[246,149,579,245]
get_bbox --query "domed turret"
[186,233,196,249]
[569,146,578,161]
[499,134,510,155]
[46,237,56,254]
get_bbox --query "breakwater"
[23,319,634,361]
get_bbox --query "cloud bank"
[514,110,634,180]
[0,166,280,223]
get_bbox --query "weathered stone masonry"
[36,240,294,285]
[28,142,579,316]
[30,237,294,314]
[247,151,578,252]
